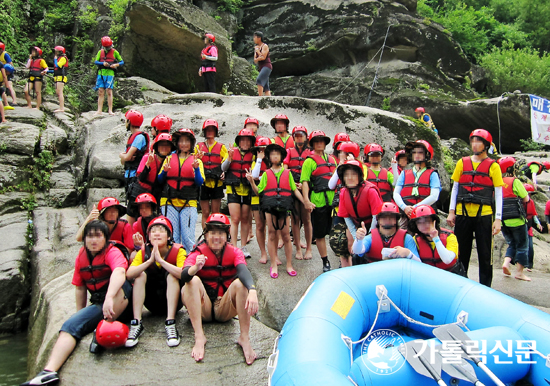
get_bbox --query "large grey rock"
[226,57,259,96]
[40,124,68,154]
[0,122,40,156]
[3,106,44,125]
[114,76,175,106]
[0,192,32,216]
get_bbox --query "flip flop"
[269,267,278,279]
[287,270,297,277]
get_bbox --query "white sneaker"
[165,320,180,347]
[241,246,251,259]
[20,370,59,385]
[125,319,144,348]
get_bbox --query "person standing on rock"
[446,129,503,287]
[254,31,272,96]
[415,107,438,136]
[22,220,132,386]
[24,46,48,110]
[199,33,218,93]
[523,183,542,271]
[177,213,259,364]
[52,46,68,113]
[158,129,204,254]
[94,36,123,115]
[197,119,227,229]
[301,130,337,272]
[271,114,294,149]
[120,109,150,226]
[364,143,394,202]
[125,216,187,348]
[0,42,18,107]
[521,160,550,190]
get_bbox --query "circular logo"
[360,329,406,375]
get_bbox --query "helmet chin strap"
[370,161,381,165]
[413,160,425,164]
[381,224,396,230]
[105,220,116,225]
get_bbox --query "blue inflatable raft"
[267,259,550,385]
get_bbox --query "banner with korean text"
[529,94,550,144]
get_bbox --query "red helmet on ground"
[292,126,308,137]
[0,42,4,50]
[270,114,290,129]
[415,107,425,113]
[205,33,216,43]
[101,36,113,47]
[125,109,144,127]
[333,133,350,148]
[543,161,550,170]
[340,142,360,158]
[135,193,157,205]
[96,320,128,349]
[265,143,287,162]
[498,156,516,174]
[32,46,43,56]
[151,115,172,133]
[309,130,331,145]
[235,129,256,147]
[244,117,259,127]
[469,129,492,146]
[337,160,364,185]
[377,202,400,218]
[410,205,437,220]
[405,140,434,161]
[147,215,173,236]
[153,133,176,153]
[365,143,385,157]
[202,119,219,132]
[395,149,407,159]
[254,136,271,148]
[97,197,126,217]
[54,45,66,54]
[172,129,196,150]
[523,183,535,193]
[206,213,231,231]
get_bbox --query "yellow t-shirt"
[451,157,504,216]
[194,142,228,188]
[130,247,186,269]
[54,56,68,83]
[159,154,205,207]
[417,233,459,260]
[28,58,48,81]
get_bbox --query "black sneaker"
[125,319,144,348]
[323,259,331,273]
[165,319,180,347]
[20,370,59,385]
[89,329,103,354]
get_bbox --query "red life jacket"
[367,168,393,202]
[286,146,311,182]
[308,153,337,193]
[140,243,184,274]
[340,182,378,228]
[100,48,119,65]
[53,54,68,77]
[199,142,223,180]
[125,131,150,171]
[164,154,199,202]
[401,168,437,207]
[110,219,130,247]
[525,199,537,220]
[415,229,458,271]
[132,216,153,240]
[77,242,129,295]
[502,176,525,221]
[195,242,239,298]
[28,58,43,78]
[137,153,163,191]
[225,150,253,187]
[457,157,495,210]
[274,135,295,150]
[260,169,294,212]
[366,228,407,263]
[527,161,544,175]
[201,45,217,69]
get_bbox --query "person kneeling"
[179,213,259,364]
[352,202,420,264]
[125,216,186,348]
[22,220,132,386]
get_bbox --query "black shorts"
[144,272,184,316]
[0,87,4,96]
[227,193,251,206]
[200,185,225,201]
[311,206,333,239]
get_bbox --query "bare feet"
[53,109,64,113]
[304,249,313,260]
[108,111,115,116]
[237,335,257,365]
[259,255,268,264]
[502,264,511,276]
[191,334,207,362]
[278,239,284,249]
[526,268,532,272]
[300,241,307,249]
[33,107,40,110]
[94,111,103,115]
[295,251,304,260]
[276,259,283,266]
[1,120,6,123]
[515,273,532,281]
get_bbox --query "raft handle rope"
[266,333,282,385]
[525,344,550,368]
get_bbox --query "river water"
[0,333,27,385]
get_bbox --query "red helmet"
[153,133,176,153]
[244,117,259,127]
[333,133,350,148]
[543,161,550,170]
[469,129,492,146]
[32,46,43,57]
[292,126,308,136]
[235,129,256,146]
[125,109,144,127]
[523,183,535,193]
[405,140,434,161]
[97,197,126,217]
[365,143,385,157]
[205,33,216,43]
[265,143,287,162]
[254,136,271,148]
[101,36,113,47]
[135,193,157,205]
[337,160,364,184]
[377,202,400,218]
[54,45,66,54]
[410,205,437,220]
[270,114,290,129]
[415,107,425,113]
[96,320,128,349]
[0,42,4,50]
[498,156,516,174]
[340,142,360,158]
[147,215,173,236]
[308,130,330,145]
[206,213,231,227]
[202,118,219,131]
[151,115,172,133]
[395,149,407,159]
[172,129,196,150]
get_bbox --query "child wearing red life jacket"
[391,149,409,180]
[271,114,294,150]
[52,45,68,113]
[249,143,311,278]
[364,143,394,203]
[523,183,542,272]
[242,117,259,243]
[131,193,158,249]
[221,129,256,258]
[199,33,218,92]
[24,46,48,110]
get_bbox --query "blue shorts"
[60,280,132,340]
[256,67,271,91]
[95,74,115,90]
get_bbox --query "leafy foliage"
[217,0,245,14]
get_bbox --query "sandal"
[287,270,297,277]
[269,267,278,279]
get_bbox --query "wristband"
[407,252,413,260]
[432,236,441,243]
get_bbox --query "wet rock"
[114,77,175,106]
